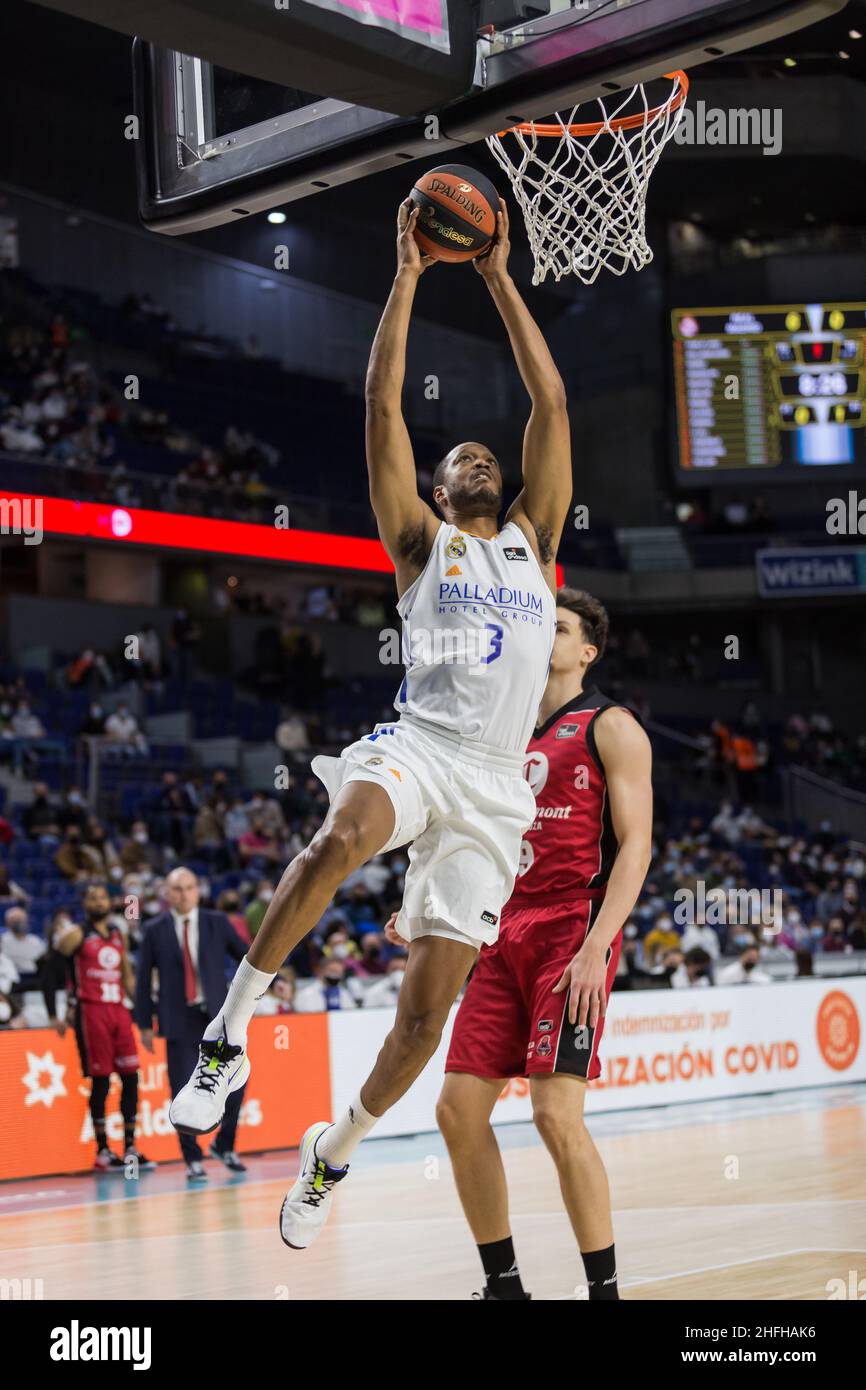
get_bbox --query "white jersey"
[394,521,556,754]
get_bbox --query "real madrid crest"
[446,533,467,560]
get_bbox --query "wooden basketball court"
[1,1084,863,1301]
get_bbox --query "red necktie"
[182,917,197,1003]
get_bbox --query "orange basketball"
[409,164,499,263]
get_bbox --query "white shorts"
[311,715,536,949]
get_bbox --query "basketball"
[409,164,500,263]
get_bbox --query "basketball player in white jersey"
[170,197,572,1249]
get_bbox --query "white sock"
[317,1092,379,1168]
[204,957,274,1047]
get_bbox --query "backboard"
[133,0,848,234]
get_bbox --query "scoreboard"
[672,303,866,479]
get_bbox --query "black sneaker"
[211,1145,247,1173]
[93,1147,125,1173]
[472,1286,532,1300]
[124,1147,157,1172]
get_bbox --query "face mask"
[331,944,349,959]
[0,1001,11,1023]
[624,925,638,939]
[734,934,753,949]
[68,793,82,805]
[392,859,408,874]
[144,900,160,916]
[259,889,274,903]
[324,974,342,986]
[742,959,756,973]
[133,832,148,844]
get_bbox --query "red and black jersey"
[508,686,635,908]
[72,924,126,1005]
[43,924,127,1014]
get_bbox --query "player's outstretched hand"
[397,200,436,277]
[474,198,510,280]
[383,912,409,947]
[552,940,608,1029]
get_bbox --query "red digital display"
[0,492,564,586]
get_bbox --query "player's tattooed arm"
[365,202,439,595]
[480,203,571,585]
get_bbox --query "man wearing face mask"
[120,821,162,875]
[716,940,772,985]
[42,883,153,1173]
[1,906,46,989]
[669,947,713,989]
[54,824,102,881]
[294,958,358,1013]
[245,879,275,940]
[363,956,408,1008]
[134,866,248,1180]
[22,782,61,842]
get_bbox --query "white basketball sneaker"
[279,1122,348,1250]
[169,1023,250,1137]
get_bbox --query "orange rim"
[497,70,689,139]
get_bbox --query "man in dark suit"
[134,865,249,1180]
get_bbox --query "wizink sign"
[756,547,866,598]
[673,101,783,156]
[49,1321,152,1371]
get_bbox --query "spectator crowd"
[2,752,865,1028]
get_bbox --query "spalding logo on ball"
[409,164,500,264]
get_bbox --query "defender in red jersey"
[43,883,154,1174]
[430,590,651,1300]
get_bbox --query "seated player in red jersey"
[387,589,652,1300]
[43,882,154,1174]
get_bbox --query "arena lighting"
[0,492,565,584]
[267,210,287,224]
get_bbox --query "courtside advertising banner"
[328,978,866,1133]
[0,980,862,1178]
[0,1014,329,1181]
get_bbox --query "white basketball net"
[486,73,689,286]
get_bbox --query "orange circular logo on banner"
[816,990,861,1071]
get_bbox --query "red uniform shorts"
[445,896,620,1082]
[76,1002,139,1077]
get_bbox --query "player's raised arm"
[476,200,572,588]
[365,201,440,595]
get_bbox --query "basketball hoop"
[487,71,689,287]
